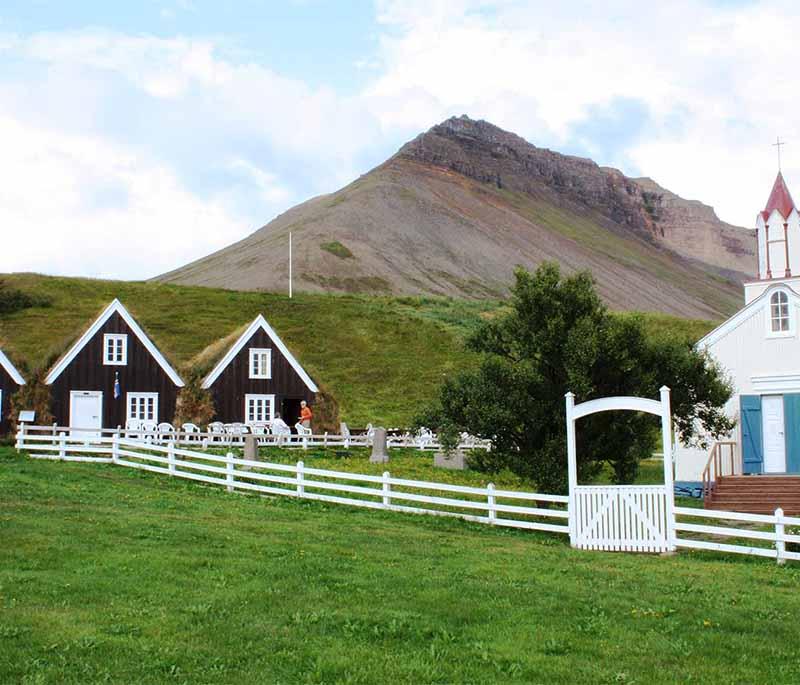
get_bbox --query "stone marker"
[243,435,258,468]
[434,449,466,470]
[369,427,389,463]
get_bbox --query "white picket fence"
[14,426,800,564]
[15,427,568,534]
[19,423,487,452]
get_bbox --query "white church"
[676,172,800,486]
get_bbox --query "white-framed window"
[249,348,272,379]
[127,392,158,422]
[245,394,275,424]
[769,291,792,335]
[103,334,128,365]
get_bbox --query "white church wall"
[675,298,800,481]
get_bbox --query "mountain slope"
[157,116,755,318]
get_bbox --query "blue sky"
[0,1,380,91]
[0,0,793,279]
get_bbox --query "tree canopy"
[418,263,733,492]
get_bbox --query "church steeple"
[756,172,798,281]
[761,172,796,222]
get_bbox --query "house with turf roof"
[675,172,800,513]
[0,348,25,434]
[44,299,184,435]
[202,314,318,427]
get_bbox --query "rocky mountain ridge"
[157,116,755,319]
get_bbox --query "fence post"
[296,460,305,497]
[226,451,234,492]
[15,422,24,450]
[59,431,66,460]
[382,471,391,508]
[302,433,309,450]
[324,432,328,447]
[487,483,496,524]
[168,440,176,476]
[775,507,786,565]
[112,432,120,464]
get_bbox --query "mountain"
[156,116,755,319]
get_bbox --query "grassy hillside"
[0,274,716,426]
[2,449,799,684]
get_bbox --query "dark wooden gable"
[49,310,180,428]
[0,362,21,434]
[208,326,315,423]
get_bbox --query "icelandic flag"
[114,372,121,399]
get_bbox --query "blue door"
[784,394,800,473]
[740,395,763,474]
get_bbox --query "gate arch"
[565,386,676,553]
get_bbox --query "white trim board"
[751,374,800,394]
[45,299,184,387]
[202,314,318,392]
[0,348,25,385]
[697,283,800,350]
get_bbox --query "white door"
[70,391,103,440]
[762,395,786,473]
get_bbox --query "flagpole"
[289,232,293,299]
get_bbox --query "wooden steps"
[706,475,800,514]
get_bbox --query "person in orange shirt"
[299,401,312,430]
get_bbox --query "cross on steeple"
[773,136,786,171]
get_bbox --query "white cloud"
[0,30,383,278]
[369,0,800,228]
[0,115,245,279]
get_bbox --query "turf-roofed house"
[202,314,318,427]
[0,347,25,434]
[44,299,184,435]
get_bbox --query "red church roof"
[761,171,796,220]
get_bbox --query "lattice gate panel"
[572,485,669,553]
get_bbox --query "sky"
[0,0,796,280]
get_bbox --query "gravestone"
[369,427,389,463]
[434,449,466,470]
[243,436,258,468]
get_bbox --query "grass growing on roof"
[1,447,799,684]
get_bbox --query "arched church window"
[770,291,790,332]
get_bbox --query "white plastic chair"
[270,418,291,445]
[125,418,141,439]
[157,422,174,442]
[181,423,199,442]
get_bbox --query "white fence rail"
[674,506,800,564]
[15,428,567,535]
[13,427,800,564]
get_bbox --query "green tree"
[418,263,733,492]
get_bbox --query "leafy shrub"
[0,282,51,314]
[320,241,355,259]
[174,370,215,427]
[9,369,53,432]
[312,388,340,434]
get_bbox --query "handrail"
[701,441,738,502]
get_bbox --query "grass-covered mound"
[0,274,715,426]
[1,447,798,684]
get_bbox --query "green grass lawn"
[2,447,799,684]
[0,274,715,428]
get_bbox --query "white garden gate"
[565,387,676,553]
